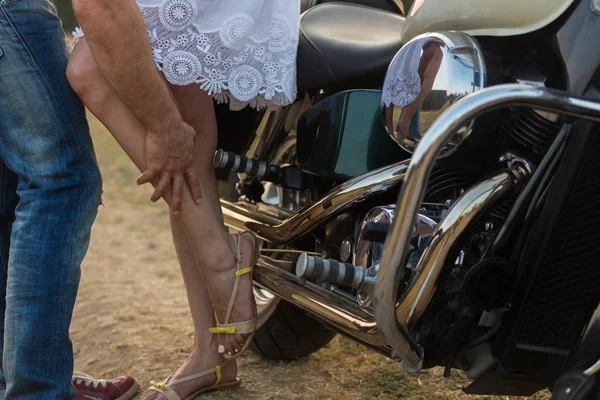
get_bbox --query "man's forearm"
[73,0,180,129]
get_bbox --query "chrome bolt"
[340,239,353,263]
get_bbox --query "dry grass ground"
[70,115,550,400]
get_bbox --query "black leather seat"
[297,3,405,90]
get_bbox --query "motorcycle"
[213,0,600,397]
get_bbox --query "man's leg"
[0,0,102,398]
[0,160,19,394]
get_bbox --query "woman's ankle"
[193,333,219,354]
[201,239,236,274]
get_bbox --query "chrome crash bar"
[221,160,409,244]
[375,84,600,372]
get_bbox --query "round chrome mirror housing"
[381,31,486,157]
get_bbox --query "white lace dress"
[74,0,300,110]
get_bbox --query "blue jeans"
[0,0,102,398]
[408,104,421,140]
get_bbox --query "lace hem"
[381,70,421,108]
[381,37,442,109]
[73,1,299,111]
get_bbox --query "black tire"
[251,301,337,360]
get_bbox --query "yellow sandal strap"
[209,326,238,334]
[147,384,181,400]
[168,365,222,386]
[235,267,252,277]
[215,365,222,386]
[210,318,256,335]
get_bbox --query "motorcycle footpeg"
[296,253,371,290]
[213,149,280,181]
[213,149,304,190]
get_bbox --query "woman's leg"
[67,39,254,390]
[164,83,255,357]
[145,216,235,400]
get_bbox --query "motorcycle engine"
[353,205,438,307]
[351,163,487,308]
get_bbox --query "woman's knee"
[66,44,111,111]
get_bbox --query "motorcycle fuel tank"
[297,90,407,180]
[402,0,575,42]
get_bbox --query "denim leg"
[0,161,18,391]
[0,0,102,398]
[408,104,422,140]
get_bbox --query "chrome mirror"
[381,31,486,157]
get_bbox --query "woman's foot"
[140,346,237,400]
[205,232,256,357]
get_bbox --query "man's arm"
[72,0,202,212]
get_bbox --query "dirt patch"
[71,116,549,399]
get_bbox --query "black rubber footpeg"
[296,253,366,289]
[213,149,280,181]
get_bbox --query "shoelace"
[72,373,108,389]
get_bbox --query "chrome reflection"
[354,206,437,307]
[381,32,486,157]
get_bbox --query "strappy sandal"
[147,363,241,400]
[209,231,258,360]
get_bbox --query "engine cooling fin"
[505,108,563,155]
[425,168,479,203]
[480,107,563,220]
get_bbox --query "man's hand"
[73,0,202,213]
[137,120,202,213]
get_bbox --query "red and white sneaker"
[73,372,140,400]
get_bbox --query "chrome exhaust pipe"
[222,200,392,350]
[253,254,392,354]
[220,160,409,244]
[220,162,409,355]
[376,84,600,373]
[221,200,286,233]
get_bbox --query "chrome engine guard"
[376,84,600,372]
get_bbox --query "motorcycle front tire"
[252,300,337,360]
